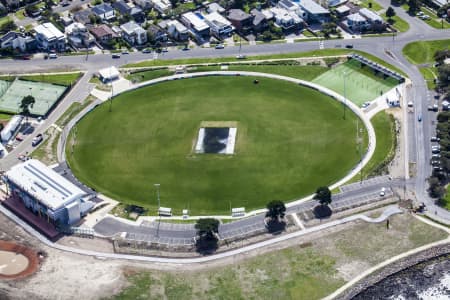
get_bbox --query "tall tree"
[20,95,35,123]
[195,218,219,253]
[407,0,420,15]
[265,200,286,222]
[313,186,332,206]
[386,7,396,21]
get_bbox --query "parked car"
[431,136,440,142]
[215,44,225,49]
[32,134,43,147]
[432,148,440,154]
[49,53,57,59]
[432,154,441,159]
[112,53,121,59]
[142,48,151,53]
[121,50,129,54]
[345,44,354,49]
[15,134,24,141]
[236,54,246,59]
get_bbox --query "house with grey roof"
[34,22,65,52]
[166,20,189,41]
[92,3,115,22]
[250,8,269,32]
[227,9,254,33]
[296,0,330,23]
[120,21,147,45]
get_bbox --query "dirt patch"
[0,240,41,280]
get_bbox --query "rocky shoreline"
[336,243,450,299]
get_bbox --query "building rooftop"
[228,9,253,21]
[167,20,188,33]
[120,21,145,35]
[347,12,366,22]
[297,0,329,15]
[182,12,210,31]
[5,159,87,211]
[207,2,225,13]
[90,24,118,38]
[204,11,232,27]
[34,23,64,40]
[359,8,382,22]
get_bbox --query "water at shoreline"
[353,255,450,299]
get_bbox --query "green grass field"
[402,39,450,64]
[111,213,448,300]
[312,60,399,105]
[384,15,410,32]
[362,111,395,177]
[0,72,81,86]
[68,76,364,215]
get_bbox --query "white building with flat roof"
[203,11,234,38]
[34,22,65,51]
[4,159,94,226]
[181,12,210,37]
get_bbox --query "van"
[49,53,57,59]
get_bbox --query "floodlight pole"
[343,71,347,120]
[154,183,160,237]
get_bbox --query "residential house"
[345,12,368,31]
[4,0,19,9]
[207,2,225,14]
[134,0,152,10]
[147,24,168,44]
[61,16,73,27]
[90,24,119,45]
[328,0,348,7]
[0,31,36,52]
[270,7,303,31]
[181,12,210,39]
[151,0,172,14]
[296,0,330,23]
[92,3,115,22]
[203,11,234,38]
[73,9,92,25]
[227,9,254,33]
[65,22,94,48]
[250,9,269,32]
[120,21,147,45]
[335,5,350,17]
[34,22,66,52]
[345,8,384,32]
[166,20,189,41]
[113,0,144,22]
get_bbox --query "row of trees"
[195,186,333,253]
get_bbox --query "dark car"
[345,44,354,49]
[32,134,43,147]
[418,114,422,122]
[112,53,121,59]
[142,48,151,53]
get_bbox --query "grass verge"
[385,16,410,32]
[402,39,450,64]
[0,72,82,86]
[418,67,437,89]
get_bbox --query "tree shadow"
[195,236,219,255]
[265,219,286,234]
[313,205,332,219]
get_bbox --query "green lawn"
[68,76,364,215]
[312,60,399,105]
[112,213,448,300]
[19,72,82,86]
[402,39,450,64]
[440,186,450,210]
[358,0,383,12]
[362,111,395,177]
[419,67,437,89]
[0,16,12,26]
[125,69,173,83]
[384,15,410,32]
[14,9,26,20]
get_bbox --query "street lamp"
[343,71,347,120]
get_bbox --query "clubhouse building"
[3,159,95,233]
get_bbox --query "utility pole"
[154,183,160,237]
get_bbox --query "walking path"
[0,203,403,264]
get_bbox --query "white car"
[380,187,386,197]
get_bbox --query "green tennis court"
[312,59,400,106]
[0,79,66,116]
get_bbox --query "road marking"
[290,213,305,230]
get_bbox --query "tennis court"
[0,79,67,116]
[312,59,400,106]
